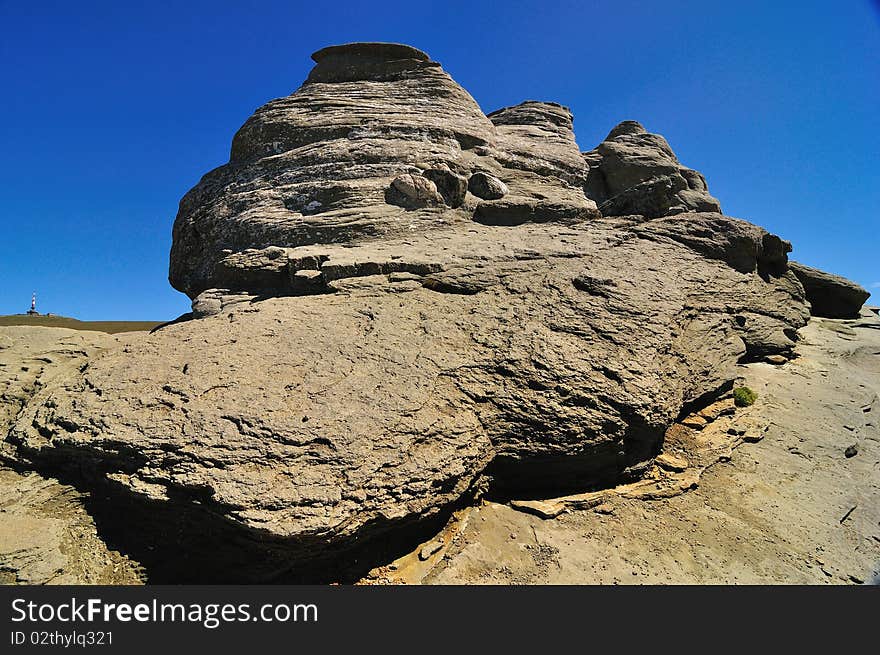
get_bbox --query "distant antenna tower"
[27,292,39,316]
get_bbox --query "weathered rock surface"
[169,46,599,300]
[7,214,808,580]
[386,173,445,208]
[487,101,588,187]
[169,45,599,300]
[170,43,490,299]
[423,309,880,585]
[424,165,468,208]
[583,120,722,218]
[0,326,117,436]
[0,327,143,584]
[789,261,870,318]
[3,43,815,581]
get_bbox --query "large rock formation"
[583,120,722,218]
[169,43,599,301]
[6,213,809,580]
[3,42,846,582]
[789,261,870,318]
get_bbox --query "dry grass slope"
[0,315,161,334]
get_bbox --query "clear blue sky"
[1,1,877,320]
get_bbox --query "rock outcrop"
[5,217,808,580]
[0,326,117,436]
[583,120,722,218]
[169,44,599,300]
[789,261,870,318]
[3,43,815,581]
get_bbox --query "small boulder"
[605,120,646,140]
[698,398,736,420]
[290,269,325,294]
[468,172,508,200]
[386,174,445,208]
[191,288,255,318]
[418,538,445,561]
[681,415,708,430]
[742,430,765,443]
[192,290,223,318]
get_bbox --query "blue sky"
[1,1,877,320]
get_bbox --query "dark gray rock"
[424,166,468,208]
[789,261,870,318]
[584,121,722,218]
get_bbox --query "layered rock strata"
[5,42,867,581]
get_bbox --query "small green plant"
[733,386,757,407]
